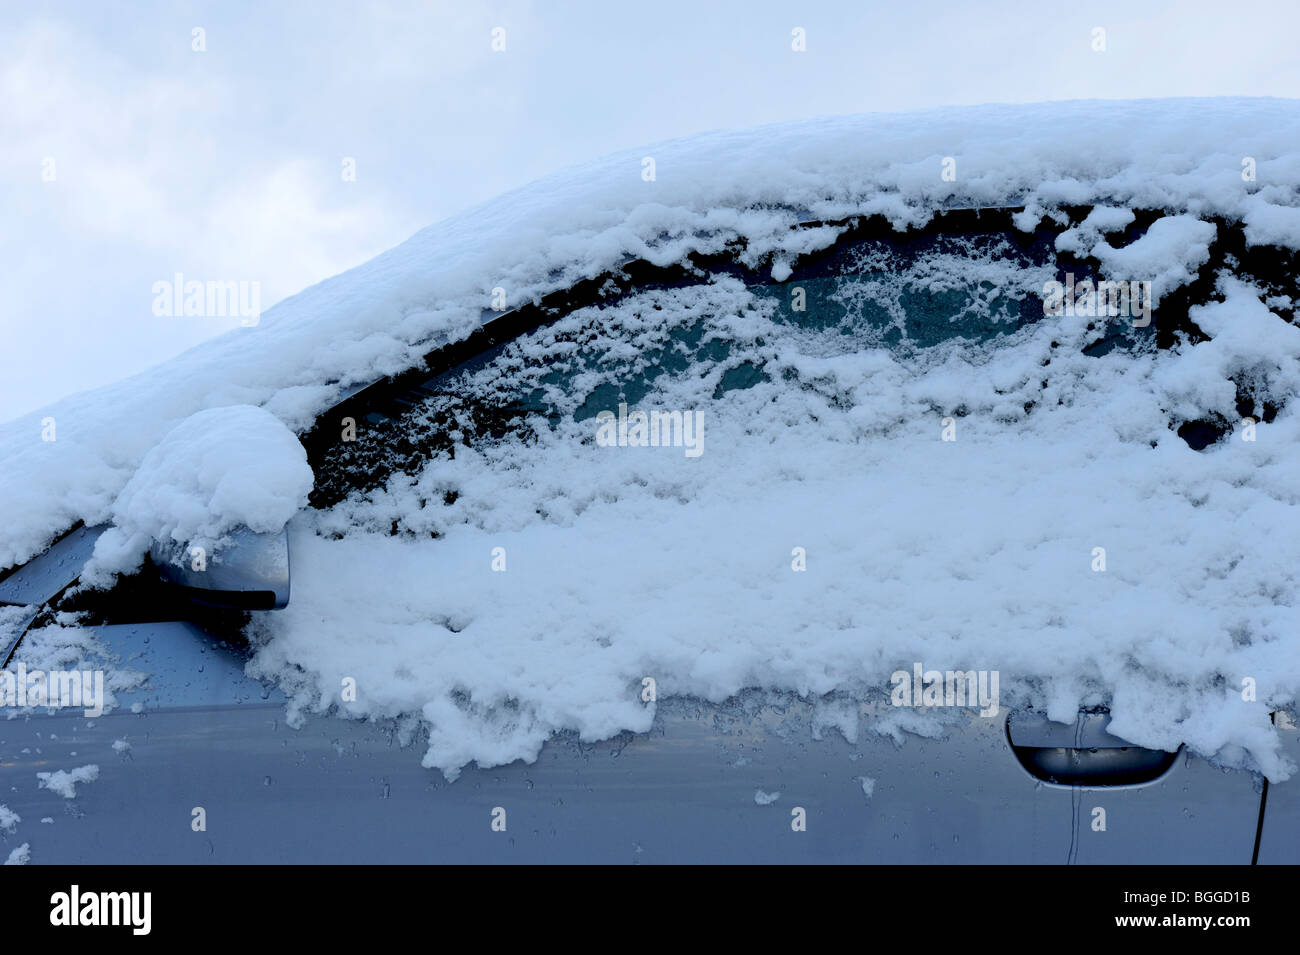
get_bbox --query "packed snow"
[36,764,99,799]
[3,98,1298,569]
[6,618,147,719]
[84,405,312,583]
[246,271,1300,781]
[1,98,1298,784]
[4,844,29,865]
[1090,215,1217,303]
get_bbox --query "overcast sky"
[3,0,1297,422]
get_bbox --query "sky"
[2,0,1297,422]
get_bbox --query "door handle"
[1007,711,1179,786]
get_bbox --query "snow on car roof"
[2,97,1297,571]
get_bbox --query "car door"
[0,208,1276,863]
[288,208,1270,862]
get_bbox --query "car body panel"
[0,623,1264,864]
[1256,710,1300,863]
[0,209,1288,863]
[0,525,102,609]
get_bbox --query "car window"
[54,210,1260,620]
[308,222,1147,509]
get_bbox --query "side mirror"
[149,527,291,610]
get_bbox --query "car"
[1,100,1297,864]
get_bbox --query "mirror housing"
[150,527,291,610]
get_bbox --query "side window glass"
[310,220,1169,510]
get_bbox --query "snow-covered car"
[0,98,1297,863]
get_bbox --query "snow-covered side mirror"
[149,527,290,610]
